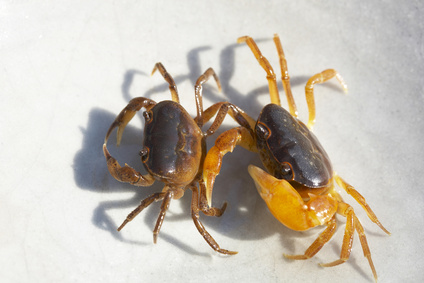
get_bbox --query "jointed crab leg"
[191,184,238,255]
[117,191,166,232]
[284,216,337,260]
[203,102,256,137]
[305,69,348,129]
[153,190,173,244]
[334,175,390,235]
[238,36,281,106]
[273,34,298,117]
[151,62,180,103]
[320,198,378,282]
[194,67,222,128]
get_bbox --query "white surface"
[1,1,423,282]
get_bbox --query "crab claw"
[248,165,337,231]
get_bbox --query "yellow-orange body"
[203,35,390,282]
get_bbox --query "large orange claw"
[248,165,337,231]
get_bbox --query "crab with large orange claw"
[203,35,390,281]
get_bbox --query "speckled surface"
[1,1,423,282]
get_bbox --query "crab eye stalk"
[256,122,270,140]
[281,162,292,176]
[139,146,149,163]
[143,110,153,123]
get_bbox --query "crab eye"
[256,123,270,140]
[281,163,292,176]
[143,110,153,123]
[139,146,149,163]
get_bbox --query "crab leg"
[117,191,166,232]
[305,69,348,129]
[203,127,257,207]
[284,216,337,260]
[321,199,378,282]
[238,36,281,106]
[196,101,256,136]
[194,67,222,128]
[151,62,180,103]
[273,34,298,117]
[334,175,390,235]
[191,184,238,255]
[153,190,173,243]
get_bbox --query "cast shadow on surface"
[73,39,349,258]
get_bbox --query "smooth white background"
[1,1,423,282]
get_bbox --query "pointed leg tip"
[219,249,238,255]
[103,144,111,159]
[237,36,248,44]
[379,224,391,235]
[151,66,158,76]
[307,119,315,130]
[221,202,228,211]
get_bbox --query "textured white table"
[1,1,422,282]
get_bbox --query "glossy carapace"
[203,35,389,281]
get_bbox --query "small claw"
[203,146,222,207]
[116,112,137,146]
[204,176,214,208]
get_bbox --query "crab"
[202,35,390,281]
[103,62,250,255]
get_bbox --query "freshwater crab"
[103,62,245,254]
[203,35,390,281]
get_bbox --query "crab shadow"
[73,39,341,257]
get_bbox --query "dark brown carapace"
[104,62,249,255]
